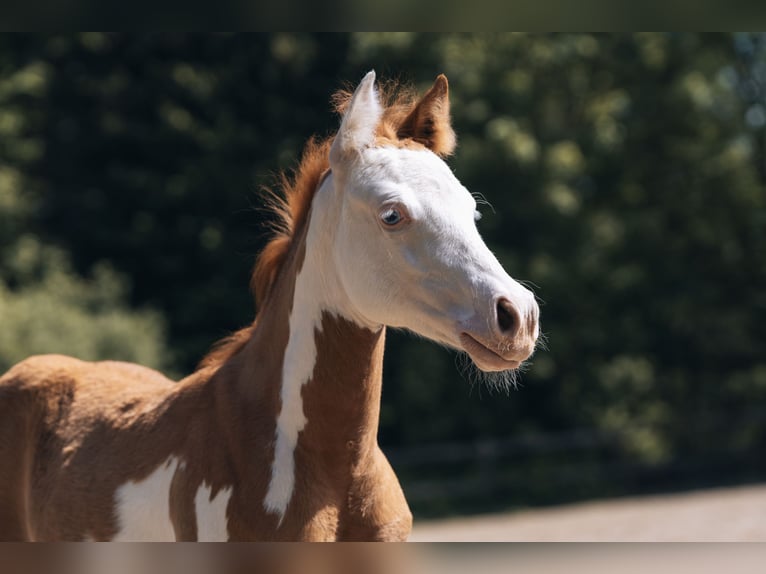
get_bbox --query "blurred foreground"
[0,542,764,574]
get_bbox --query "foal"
[0,72,539,541]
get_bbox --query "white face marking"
[335,147,536,346]
[326,71,539,372]
[113,458,178,541]
[194,483,232,541]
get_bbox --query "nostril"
[496,298,518,335]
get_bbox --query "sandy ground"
[410,483,766,541]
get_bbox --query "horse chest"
[112,457,231,541]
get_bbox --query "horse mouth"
[459,332,521,372]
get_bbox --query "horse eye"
[381,208,402,226]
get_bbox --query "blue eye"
[381,208,403,226]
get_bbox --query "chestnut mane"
[199,80,450,370]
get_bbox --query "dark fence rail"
[383,421,766,516]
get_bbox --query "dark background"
[1,33,765,517]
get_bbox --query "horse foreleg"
[340,447,413,541]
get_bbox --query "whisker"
[455,351,520,395]
[471,192,496,214]
[533,329,550,352]
[517,278,541,292]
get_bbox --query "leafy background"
[1,33,765,517]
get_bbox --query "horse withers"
[0,71,539,541]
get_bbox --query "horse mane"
[196,137,331,371]
[198,81,428,371]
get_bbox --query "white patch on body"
[113,458,178,541]
[195,483,232,541]
[261,153,378,523]
[113,457,231,541]
[263,248,325,523]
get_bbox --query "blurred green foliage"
[0,239,167,373]
[1,33,765,514]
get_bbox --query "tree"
[0,34,169,374]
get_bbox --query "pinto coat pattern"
[0,72,539,541]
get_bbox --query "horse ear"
[330,70,382,165]
[397,74,456,157]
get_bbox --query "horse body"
[0,71,539,541]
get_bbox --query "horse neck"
[223,194,386,478]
